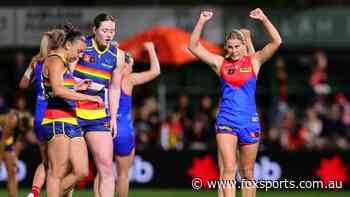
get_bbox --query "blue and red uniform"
[215,56,261,145]
[41,54,81,141]
[73,36,117,133]
[33,61,47,142]
[113,89,135,156]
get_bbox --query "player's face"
[225,39,245,60]
[67,39,86,62]
[94,21,116,48]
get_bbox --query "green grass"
[3,189,349,197]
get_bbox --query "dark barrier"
[1,146,349,190]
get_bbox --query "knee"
[7,168,16,177]
[117,167,129,179]
[97,159,113,177]
[239,166,255,180]
[222,164,236,177]
[49,163,68,178]
[74,167,89,180]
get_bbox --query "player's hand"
[144,42,155,51]
[249,8,267,21]
[240,28,251,39]
[125,52,134,67]
[75,79,92,91]
[199,11,213,23]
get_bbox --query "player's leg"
[4,150,17,197]
[60,136,89,195]
[216,132,238,197]
[238,129,260,197]
[2,113,18,197]
[116,149,135,197]
[85,132,114,197]
[14,140,24,157]
[238,143,259,197]
[114,127,135,197]
[28,102,48,197]
[62,189,74,197]
[28,144,47,197]
[218,150,223,197]
[94,173,101,197]
[46,135,70,197]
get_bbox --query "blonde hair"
[30,29,66,66]
[225,29,245,44]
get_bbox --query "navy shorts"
[41,121,82,142]
[215,124,261,145]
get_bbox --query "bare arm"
[251,8,282,69]
[188,11,223,75]
[240,29,255,55]
[129,42,160,86]
[19,61,35,89]
[46,57,102,103]
[109,48,125,133]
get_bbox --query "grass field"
[1,189,349,197]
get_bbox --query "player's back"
[117,89,133,131]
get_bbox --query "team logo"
[83,54,97,63]
[90,56,96,63]
[227,68,236,75]
[83,54,91,62]
[240,67,252,73]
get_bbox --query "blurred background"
[0,0,350,196]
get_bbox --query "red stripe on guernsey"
[77,100,104,110]
[44,109,76,119]
[64,78,75,84]
[220,56,255,88]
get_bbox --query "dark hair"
[50,23,84,49]
[62,23,84,45]
[93,13,116,29]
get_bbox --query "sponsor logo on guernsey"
[240,66,252,73]
[102,63,114,68]
[217,125,233,131]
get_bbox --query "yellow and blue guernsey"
[0,109,16,152]
[73,36,118,133]
[41,54,82,141]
